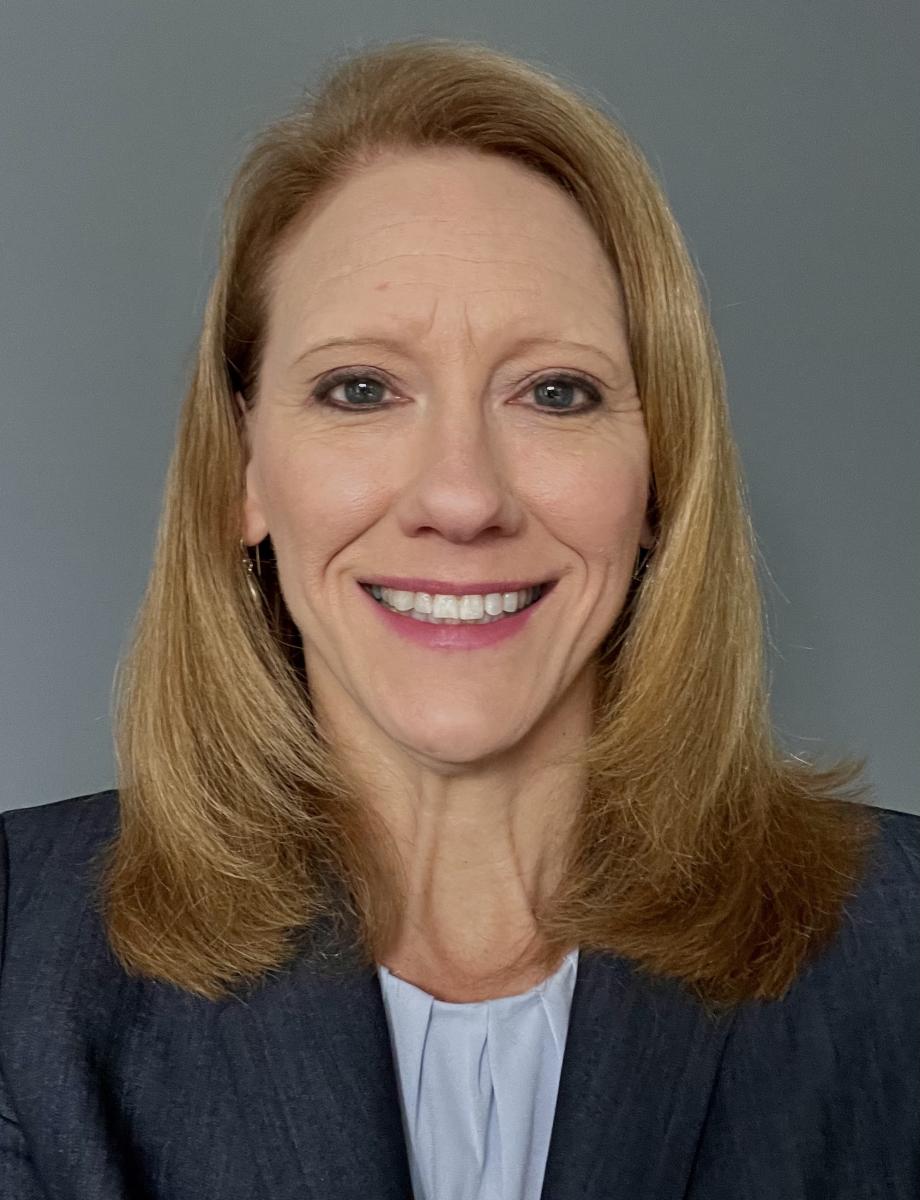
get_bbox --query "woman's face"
[240,147,653,766]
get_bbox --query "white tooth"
[432,594,460,619]
[459,594,484,620]
[389,589,416,612]
[376,586,542,622]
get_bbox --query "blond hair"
[97,37,878,1013]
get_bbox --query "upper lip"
[359,576,557,596]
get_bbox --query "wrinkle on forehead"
[277,165,616,278]
[264,152,627,359]
[270,245,625,348]
[279,204,619,287]
[305,250,618,294]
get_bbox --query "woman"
[1,37,917,1200]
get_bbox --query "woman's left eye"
[309,371,603,415]
[530,376,603,414]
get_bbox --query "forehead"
[264,149,626,353]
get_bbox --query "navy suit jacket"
[1,789,918,1199]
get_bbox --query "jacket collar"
[216,913,737,1199]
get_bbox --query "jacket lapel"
[540,952,737,1199]
[216,912,415,1199]
[217,917,737,1200]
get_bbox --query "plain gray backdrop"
[2,2,917,815]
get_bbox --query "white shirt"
[377,948,579,1200]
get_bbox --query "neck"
[314,664,594,996]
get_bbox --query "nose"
[392,395,522,546]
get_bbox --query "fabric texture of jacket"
[1,789,918,1199]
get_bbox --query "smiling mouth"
[360,580,555,624]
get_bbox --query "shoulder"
[775,801,919,1001]
[0,789,131,1072]
[0,789,120,953]
[860,800,920,874]
[847,801,919,978]
[842,801,920,952]
[689,803,920,1194]
[722,800,919,1041]
[1,787,120,850]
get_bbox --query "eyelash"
[309,368,604,416]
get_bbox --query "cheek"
[525,438,649,561]
[258,437,380,555]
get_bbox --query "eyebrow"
[290,334,625,378]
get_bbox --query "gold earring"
[240,538,261,603]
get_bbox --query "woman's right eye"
[311,372,391,409]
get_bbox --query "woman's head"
[204,36,734,781]
[105,38,875,1007]
[238,144,654,768]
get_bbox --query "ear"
[236,392,270,546]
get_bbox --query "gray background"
[2,2,917,815]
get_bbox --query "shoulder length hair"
[98,37,879,1013]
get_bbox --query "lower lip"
[357,582,554,650]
